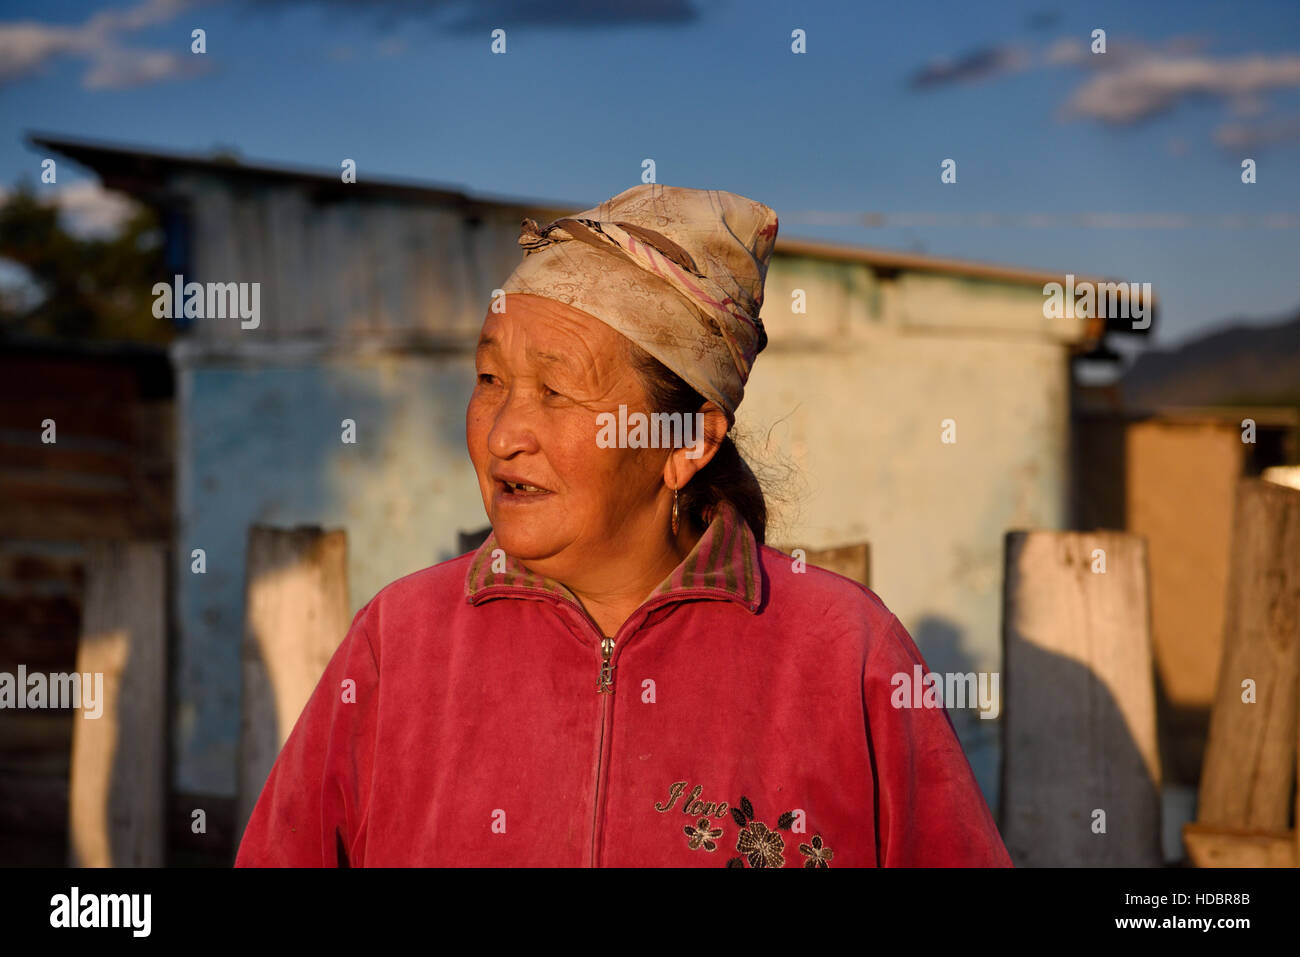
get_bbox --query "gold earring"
[671,487,679,536]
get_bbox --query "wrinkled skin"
[467,293,727,636]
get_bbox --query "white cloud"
[1064,52,1300,124]
[0,22,92,81]
[1044,37,1086,66]
[0,181,138,237]
[84,48,200,89]
[1214,114,1300,151]
[52,181,138,236]
[0,0,201,90]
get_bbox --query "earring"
[671,487,679,536]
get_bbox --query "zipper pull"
[597,636,616,694]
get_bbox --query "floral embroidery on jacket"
[656,782,833,867]
[683,818,723,851]
[798,834,833,868]
[725,795,802,868]
[736,821,785,867]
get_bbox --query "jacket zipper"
[469,587,746,865]
[548,591,728,867]
[597,636,615,693]
[590,636,615,867]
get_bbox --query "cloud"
[1214,114,1300,151]
[0,0,203,89]
[83,48,205,89]
[915,33,1300,152]
[0,180,137,237]
[1044,37,1088,66]
[1063,52,1300,124]
[909,45,1031,89]
[0,22,92,82]
[51,181,139,236]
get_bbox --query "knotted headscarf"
[499,184,779,423]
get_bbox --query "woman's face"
[467,293,670,573]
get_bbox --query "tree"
[0,183,168,343]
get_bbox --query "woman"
[235,184,1011,867]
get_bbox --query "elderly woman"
[236,185,1011,868]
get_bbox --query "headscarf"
[499,183,779,423]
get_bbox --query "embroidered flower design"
[736,821,785,868]
[799,834,834,868]
[683,818,723,852]
[725,795,794,868]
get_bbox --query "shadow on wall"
[175,359,480,858]
[1000,633,1163,867]
[910,614,1001,813]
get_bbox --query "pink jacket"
[236,501,1012,867]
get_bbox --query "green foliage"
[0,182,169,343]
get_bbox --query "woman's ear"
[663,402,729,489]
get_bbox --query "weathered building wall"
[174,356,484,794]
[173,170,546,343]
[746,259,1079,806]
[172,174,536,795]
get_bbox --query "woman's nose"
[486,388,540,459]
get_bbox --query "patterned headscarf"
[499,184,779,423]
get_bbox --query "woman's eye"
[477,373,497,386]
[542,384,563,398]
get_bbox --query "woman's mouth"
[495,478,554,499]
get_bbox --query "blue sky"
[2,0,1299,352]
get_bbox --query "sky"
[1,0,1298,357]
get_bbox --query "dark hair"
[623,339,768,544]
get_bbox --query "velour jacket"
[235,500,1012,868]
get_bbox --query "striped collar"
[463,499,762,614]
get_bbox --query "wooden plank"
[0,712,75,763]
[0,549,86,590]
[1263,465,1300,491]
[0,766,69,837]
[0,442,133,476]
[67,542,167,867]
[0,473,131,507]
[236,526,349,846]
[770,542,870,588]
[1182,823,1296,867]
[0,398,133,439]
[1197,479,1300,830]
[0,356,138,399]
[1127,421,1240,712]
[0,826,68,866]
[127,400,174,541]
[0,593,82,634]
[806,543,869,587]
[0,502,137,541]
[1000,530,1163,866]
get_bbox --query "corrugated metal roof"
[29,132,576,221]
[29,131,1153,351]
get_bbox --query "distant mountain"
[1120,311,1300,408]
